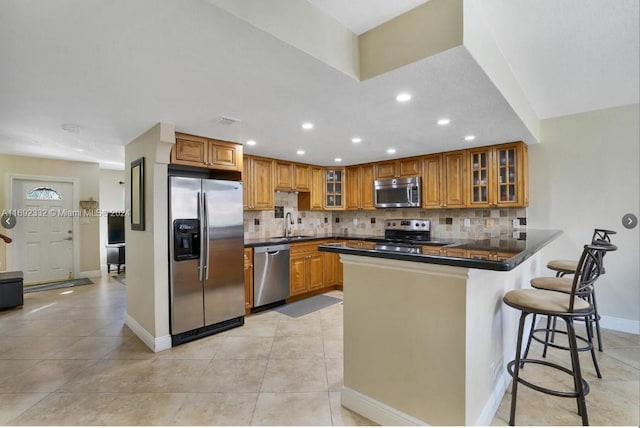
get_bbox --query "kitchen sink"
[271,235,315,241]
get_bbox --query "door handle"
[64,237,73,241]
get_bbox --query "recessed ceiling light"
[386,148,396,154]
[246,139,256,146]
[302,122,314,130]
[61,123,82,133]
[296,150,305,155]
[351,137,362,143]
[334,158,342,163]
[396,93,411,102]
[437,119,451,126]
[464,135,476,141]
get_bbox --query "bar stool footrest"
[531,328,594,353]
[507,359,590,398]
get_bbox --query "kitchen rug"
[23,278,93,293]
[275,294,342,318]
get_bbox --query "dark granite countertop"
[316,229,562,271]
[244,234,384,247]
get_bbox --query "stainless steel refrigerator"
[169,176,244,346]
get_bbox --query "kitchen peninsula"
[318,229,560,426]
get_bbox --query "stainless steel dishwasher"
[253,243,290,309]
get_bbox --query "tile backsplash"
[244,191,527,240]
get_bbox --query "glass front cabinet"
[467,142,528,208]
[325,168,345,209]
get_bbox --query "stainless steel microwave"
[374,177,421,208]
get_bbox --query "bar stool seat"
[546,259,578,275]
[531,276,573,292]
[505,288,590,313]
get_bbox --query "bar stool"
[538,230,616,356]
[503,244,605,426]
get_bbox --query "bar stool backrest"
[590,229,616,274]
[591,229,616,244]
[569,243,614,311]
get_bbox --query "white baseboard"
[341,387,427,426]
[474,372,510,426]
[125,313,172,353]
[79,270,101,278]
[600,315,640,335]
[539,314,639,336]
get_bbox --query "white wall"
[124,123,175,351]
[528,104,640,328]
[98,169,125,268]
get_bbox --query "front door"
[11,179,74,284]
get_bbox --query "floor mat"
[23,278,94,293]
[275,294,342,318]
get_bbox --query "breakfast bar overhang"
[318,230,561,426]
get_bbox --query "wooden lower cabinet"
[323,241,344,286]
[243,248,253,310]
[289,242,324,297]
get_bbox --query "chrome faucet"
[284,212,294,238]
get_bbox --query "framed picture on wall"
[130,157,145,231]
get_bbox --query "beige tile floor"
[0,273,637,426]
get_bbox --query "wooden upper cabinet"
[467,141,527,208]
[275,161,293,191]
[293,164,310,191]
[298,166,324,211]
[244,155,274,211]
[442,151,466,208]
[275,162,309,192]
[172,133,242,172]
[345,166,361,210]
[422,151,466,209]
[345,164,375,211]
[310,166,324,210]
[324,168,345,210]
[361,164,375,210]
[422,155,443,209]
[375,161,396,179]
[172,134,207,167]
[208,139,242,171]
[375,157,422,179]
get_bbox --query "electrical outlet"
[463,218,471,228]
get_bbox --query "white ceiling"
[0,0,637,169]
[308,0,430,35]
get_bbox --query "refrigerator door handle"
[203,192,210,280]
[197,191,204,281]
